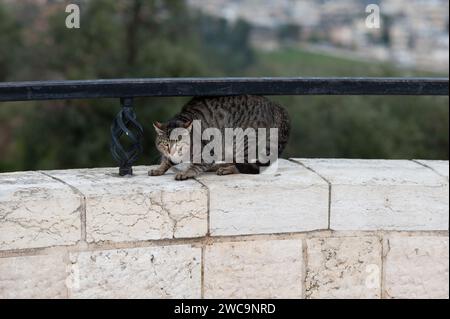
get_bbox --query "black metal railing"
[0,77,448,176]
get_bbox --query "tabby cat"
[149,95,290,180]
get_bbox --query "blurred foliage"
[0,0,448,172]
[0,4,22,81]
[248,49,448,159]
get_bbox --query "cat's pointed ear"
[153,122,164,135]
[183,120,193,132]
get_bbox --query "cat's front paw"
[148,169,164,176]
[175,172,190,180]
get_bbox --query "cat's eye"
[169,136,183,143]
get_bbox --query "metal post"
[110,97,143,176]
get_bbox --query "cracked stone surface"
[305,236,382,299]
[0,253,68,298]
[384,236,449,299]
[204,239,303,298]
[293,159,449,231]
[45,166,208,242]
[197,159,328,236]
[0,171,82,250]
[68,245,201,298]
[415,160,449,180]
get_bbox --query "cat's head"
[153,120,192,164]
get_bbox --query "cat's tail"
[236,162,270,174]
[276,103,291,156]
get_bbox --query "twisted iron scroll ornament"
[110,97,144,176]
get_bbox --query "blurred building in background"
[188,0,449,73]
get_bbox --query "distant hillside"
[247,48,449,160]
[251,47,444,77]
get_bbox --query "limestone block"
[204,239,303,298]
[68,245,201,298]
[293,159,448,231]
[0,253,68,298]
[45,166,208,242]
[384,236,449,299]
[0,171,82,250]
[197,160,329,236]
[305,236,382,299]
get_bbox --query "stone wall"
[0,159,448,299]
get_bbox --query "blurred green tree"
[0,0,257,171]
[0,4,22,81]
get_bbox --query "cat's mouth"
[166,146,185,164]
[168,154,183,164]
